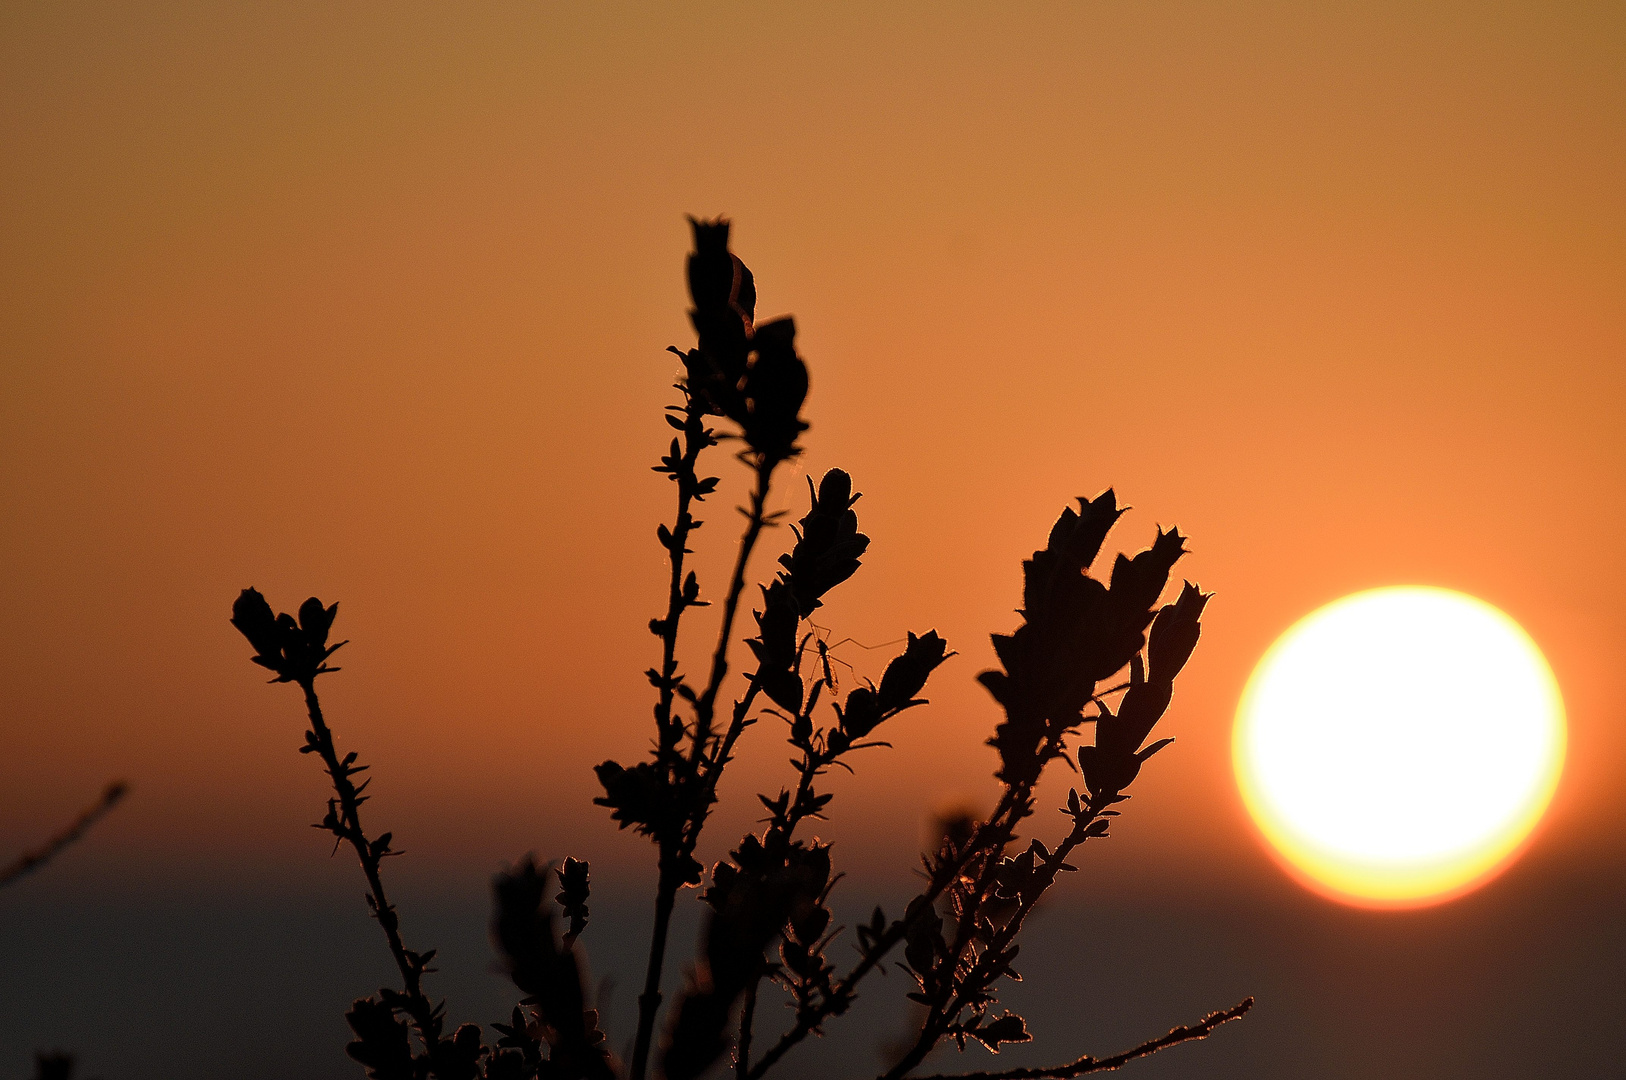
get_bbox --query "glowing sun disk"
[1234,586,1565,907]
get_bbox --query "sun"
[1233,586,1565,908]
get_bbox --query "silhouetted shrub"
[233,218,1249,1080]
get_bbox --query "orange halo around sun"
[1234,586,1566,909]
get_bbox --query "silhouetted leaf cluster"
[1078,582,1208,801]
[979,493,1192,787]
[830,504,1217,1080]
[556,857,591,947]
[677,218,808,466]
[833,630,949,752]
[778,470,868,615]
[231,217,1247,1080]
[231,588,344,683]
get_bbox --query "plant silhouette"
[232,218,1250,1080]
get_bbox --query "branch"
[747,786,1028,1080]
[893,792,1114,1079]
[755,718,1097,1080]
[882,796,1037,1080]
[691,455,778,759]
[631,862,683,1080]
[0,781,127,890]
[686,679,764,850]
[631,453,778,1080]
[650,388,717,760]
[902,998,1254,1080]
[299,679,442,1054]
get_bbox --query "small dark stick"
[0,781,127,890]
[903,998,1255,1080]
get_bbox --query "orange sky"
[2,1,1623,902]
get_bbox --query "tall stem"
[630,861,681,1080]
[299,679,437,1049]
[630,455,778,1080]
[653,395,712,758]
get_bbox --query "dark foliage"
[677,217,807,466]
[232,217,1248,1080]
[491,859,613,1080]
[778,470,869,617]
[231,589,344,684]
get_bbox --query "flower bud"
[877,631,950,713]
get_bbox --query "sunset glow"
[1234,587,1566,907]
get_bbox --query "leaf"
[970,1012,1032,1051]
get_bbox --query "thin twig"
[0,781,127,890]
[900,998,1254,1080]
[691,456,777,760]
[632,855,687,1080]
[628,391,715,1080]
[685,678,764,852]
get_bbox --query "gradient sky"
[2,4,1623,1078]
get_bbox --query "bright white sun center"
[1234,586,1565,907]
